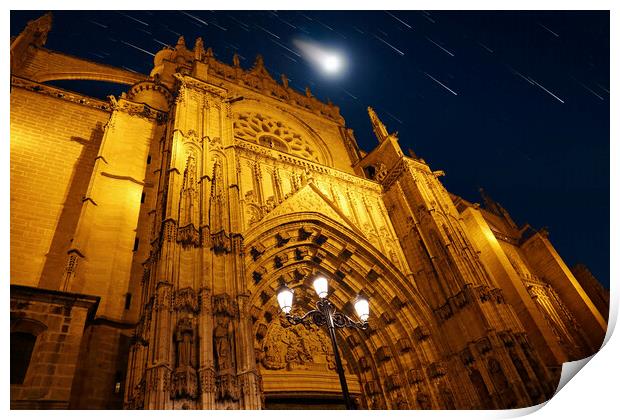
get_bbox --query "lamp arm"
[331,310,369,330]
[285,309,327,327]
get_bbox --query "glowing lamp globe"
[354,296,370,322]
[277,284,294,314]
[313,276,329,299]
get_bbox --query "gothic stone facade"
[10,14,608,410]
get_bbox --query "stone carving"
[12,76,112,112]
[407,368,423,384]
[428,361,447,378]
[381,311,395,325]
[359,357,371,372]
[413,325,431,341]
[216,373,240,401]
[127,379,145,409]
[260,318,336,371]
[440,386,456,409]
[476,337,492,355]
[256,323,267,340]
[397,337,413,353]
[214,317,233,371]
[199,368,216,393]
[109,96,167,123]
[365,380,382,396]
[174,288,198,313]
[386,373,403,391]
[171,367,198,400]
[374,163,388,182]
[209,157,231,253]
[416,392,432,409]
[394,393,409,410]
[376,346,392,362]
[460,348,475,366]
[213,293,239,318]
[233,112,322,163]
[175,317,195,369]
[178,153,200,247]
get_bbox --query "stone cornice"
[11,76,111,112]
[174,73,228,98]
[109,96,167,123]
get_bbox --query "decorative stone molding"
[376,346,392,362]
[174,287,198,313]
[359,357,371,372]
[397,337,413,353]
[234,112,323,163]
[428,362,447,378]
[460,348,475,366]
[213,294,239,318]
[407,368,424,384]
[413,325,431,341]
[11,76,111,111]
[364,381,382,396]
[171,366,198,400]
[476,337,492,355]
[109,96,167,123]
[381,312,396,325]
[386,373,403,391]
[127,80,174,107]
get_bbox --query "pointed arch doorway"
[243,209,438,410]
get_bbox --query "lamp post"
[276,275,370,410]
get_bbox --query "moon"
[293,38,346,77]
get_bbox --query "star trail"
[9,10,610,287]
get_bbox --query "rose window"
[233,112,321,163]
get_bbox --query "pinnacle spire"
[367,107,390,143]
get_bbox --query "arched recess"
[231,99,335,168]
[37,71,144,85]
[19,50,147,86]
[242,212,451,409]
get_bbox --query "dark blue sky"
[11,11,610,287]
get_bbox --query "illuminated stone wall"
[10,14,607,410]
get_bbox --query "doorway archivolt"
[243,212,451,409]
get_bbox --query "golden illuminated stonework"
[10,14,608,410]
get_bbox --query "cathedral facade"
[10,14,608,410]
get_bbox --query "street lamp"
[276,276,369,410]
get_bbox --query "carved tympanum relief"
[259,318,337,372]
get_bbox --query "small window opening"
[11,332,37,384]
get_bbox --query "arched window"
[10,318,47,385]
[11,332,37,384]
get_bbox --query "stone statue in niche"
[175,317,195,368]
[214,317,232,371]
[171,317,199,399]
[178,153,200,246]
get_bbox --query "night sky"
[10,10,610,287]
